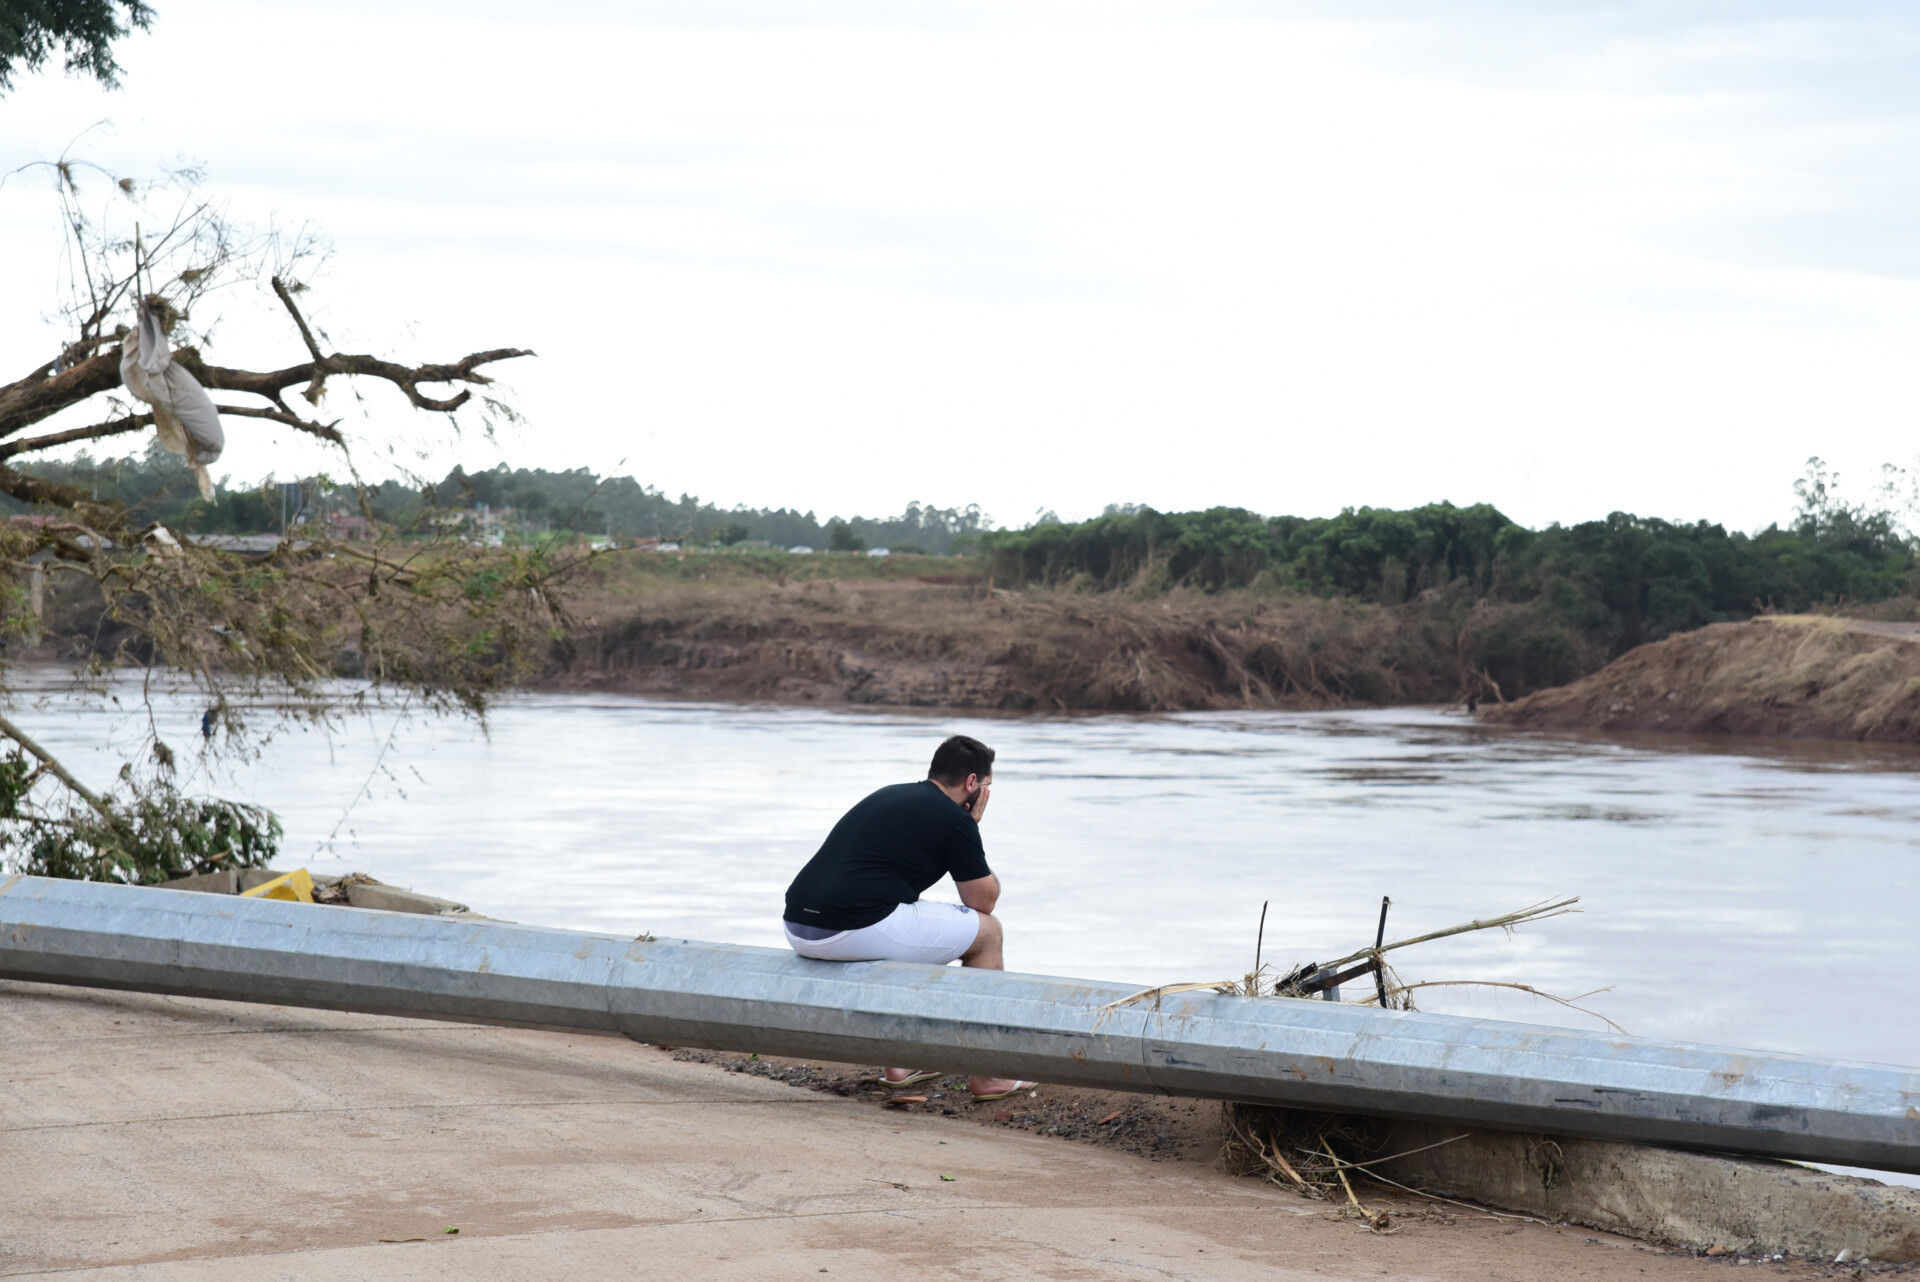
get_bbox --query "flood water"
[8,673,1919,1176]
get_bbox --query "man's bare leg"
[960,910,1004,971]
[961,914,1027,1098]
[883,914,1029,1097]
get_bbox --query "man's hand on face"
[967,777,991,824]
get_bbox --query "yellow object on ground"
[239,869,314,904]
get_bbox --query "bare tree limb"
[159,346,535,416]
[0,464,94,508]
[0,710,114,822]
[0,410,154,459]
[213,403,343,443]
[0,349,122,438]
[0,340,533,446]
[271,276,327,364]
[54,332,122,373]
[271,276,334,405]
[188,348,536,413]
[0,165,566,888]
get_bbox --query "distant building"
[658,541,681,552]
[788,545,814,554]
[631,536,664,551]
[427,505,512,545]
[866,547,890,558]
[323,512,374,541]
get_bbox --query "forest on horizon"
[6,449,1915,691]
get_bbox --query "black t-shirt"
[783,780,993,931]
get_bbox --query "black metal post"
[1373,896,1391,1009]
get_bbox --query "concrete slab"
[155,869,281,894]
[341,881,470,915]
[155,870,242,895]
[157,870,469,915]
[1375,1118,1920,1262]
[0,979,1822,1281]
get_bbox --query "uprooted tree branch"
[0,154,583,884]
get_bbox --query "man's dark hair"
[928,735,995,786]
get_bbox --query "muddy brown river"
[9,677,1918,1177]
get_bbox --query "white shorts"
[783,901,982,965]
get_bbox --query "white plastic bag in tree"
[120,304,224,500]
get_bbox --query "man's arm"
[956,873,999,915]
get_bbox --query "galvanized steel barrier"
[3,874,1917,1173]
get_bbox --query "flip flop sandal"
[882,1070,941,1088]
[969,1080,1037,1103]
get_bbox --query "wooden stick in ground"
[1263,1138,1310,1194]
[1224,1108,1309,1193]
[1322,1137,1365,1213]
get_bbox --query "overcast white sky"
[4,0,1919,530]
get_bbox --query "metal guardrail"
[2,874,1916,1173]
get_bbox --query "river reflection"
[8,676,1918,1087]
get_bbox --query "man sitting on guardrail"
[782,734,1034,1103]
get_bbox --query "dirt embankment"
[550,577,1510,712]
[1483,616,1920,741]
[22,548,1592,714]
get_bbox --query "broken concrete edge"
[157,868,473,917]
[1366,1117,1920,1264]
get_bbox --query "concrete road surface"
[0,977,1783,1280]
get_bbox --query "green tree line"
[983,469,1915,689]
[0,450,991,554]
[13,450,1912,693]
